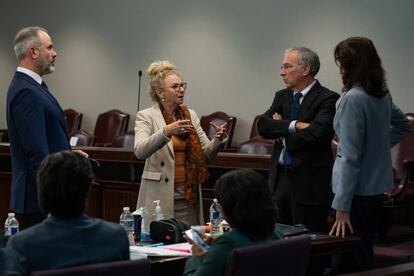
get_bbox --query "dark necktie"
[283,92,303,165]
[41,81,49,91]
[40,81,60,107]
[290,92,303,120]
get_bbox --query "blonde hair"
[147,60,182,101]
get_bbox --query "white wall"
[1,0,413,146]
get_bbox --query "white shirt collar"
[17,67,43,85]
[294,80,316,99]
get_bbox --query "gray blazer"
[331,86,411,212]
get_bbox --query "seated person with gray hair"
[5,151,130,275]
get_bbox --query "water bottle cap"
[8,212,15,217]
[123,207,130,212]
[213,198,218,203]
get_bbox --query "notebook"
[276,223,309,237]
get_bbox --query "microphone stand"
[131,70,143,182]
[137,70,142,111]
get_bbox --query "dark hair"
[37,151,94,218]
[215,169,277,241]
[334,37,388,98]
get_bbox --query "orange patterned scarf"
[160,104,208,203]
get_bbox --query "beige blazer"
[134,105,224,224]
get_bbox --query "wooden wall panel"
[0,143,270,224]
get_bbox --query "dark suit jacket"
[6,72,70,214]
[258,81,339,205]
[4,214,130,275]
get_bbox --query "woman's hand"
[272,112,282,120]
[211,122,228,141]
[163,119,192,137]
[329,210,354,237]
[184,229,214,257]
[72,149,89,158]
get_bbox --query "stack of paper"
[130,242,192,257]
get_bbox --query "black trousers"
[331,194,384,275]
[274,170,331,275]
[274,171,329,233]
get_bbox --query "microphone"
[137,70,143,111]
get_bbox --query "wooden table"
[148,234,360,276]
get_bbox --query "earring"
[161,98,165,102]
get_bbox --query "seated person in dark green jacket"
[5,151,130,275]
[0,248,5,276]
[183,169,284,276]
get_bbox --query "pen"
[166,248,191,253]
[146,242,164,247]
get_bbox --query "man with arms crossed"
[258,47,339,232]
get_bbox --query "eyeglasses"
[280,63,304,70]
[166,82,187,92]
[280,64,296,70]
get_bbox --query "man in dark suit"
[4,151,130,275]
[6,26,87,230]
[258,47,339,232]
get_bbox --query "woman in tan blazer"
[134,60,227,225]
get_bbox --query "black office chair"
[31,258,150,276]
[224,235,311,276]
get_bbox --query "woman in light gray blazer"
[134,60,227,225]
[329,37,411,274]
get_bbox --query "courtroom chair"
[249,114,263,139]
[379,113,414,238]
[384,160,414,206]
[249,114,276,144]
[64,108,83,137]
[31,258,150,276]
[70,130,95,147]
[0,129,8,142]
[93,109,129,147]
[237,136,273,155]
[200,111,236,150]
[391,113,414,183]
[380,160,414,237]
[224,235,312,276]
[111,130,135,149]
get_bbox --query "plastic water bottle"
[120,207,134,245]
[210,198,223,238]
[4,212,19,236]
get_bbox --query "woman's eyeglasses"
[166,82,187,92]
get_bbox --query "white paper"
[129,243,192,257]
[130,252,148,260]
